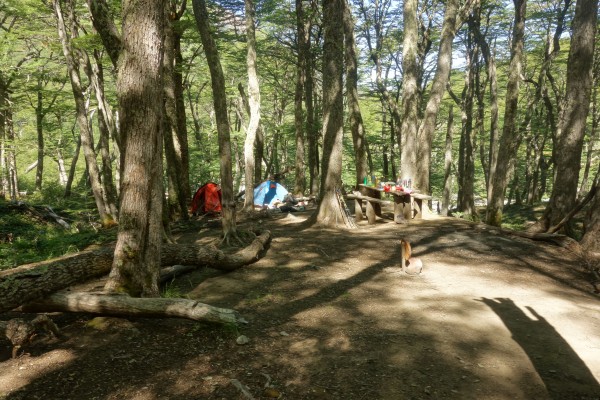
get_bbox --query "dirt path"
[1,213,599,399]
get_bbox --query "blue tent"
[253,180,289,208]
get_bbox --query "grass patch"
[0,200,116,270]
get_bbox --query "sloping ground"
[1,213,599,399]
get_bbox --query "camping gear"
[191,182,222,214]
[253,180,288,208]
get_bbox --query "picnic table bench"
[348,184,432,224]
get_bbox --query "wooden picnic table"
[349,184,432,224]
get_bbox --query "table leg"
[413,198,422,219]
[393,194,412,222]
[366,200,377,224]
[354,198,363,221]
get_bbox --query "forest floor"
[1,205,600,400]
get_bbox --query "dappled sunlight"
[0,349,76,395]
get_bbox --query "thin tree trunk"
[486,0,527,226]
[53,0,113,224]
[442,105,454,216]
[415,0,461,194]
[192,0,238,242]
[171,0,192,206]
[242,0,261,212]
[344,0,368,188]
[35,86,45,191]
[87,52,119,218]
[64,131,81,198]
[163,7,189,221]
[293,0,307,196]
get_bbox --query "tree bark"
[581,180,600,258]
[163,5,189,221]
[106,0,165,297]
[21,293,247,325]
[293,0,307,196]
[242,0,261,212]
[87,50,119,218]
[485,0,527,226]
[344,0,368,188]
[313,0,353,228]
[0,231,271,314]
[533,0,598,235]
[53,0,113,224]
[442,105,454,216]
[192,0,238,242]
[400,0,419,187]
[86,0,122,69]
[415,0,461,194]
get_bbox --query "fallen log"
[20,292,247,325]
[0,230,271,313]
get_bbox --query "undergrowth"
[0,198,116,270]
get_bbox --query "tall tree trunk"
[293,0,307,196]
[34,86,45,192]
[459,54,476,218]
[415,0,461,194]
[163,5,189,221]
[242,0,261,212]
[87,51,119,218]
[580,83,599,195]
[470,5,500,194]
[0,87,19,201]
[485,0,527,226]
[442,105,454,216]
[192,0,238,242]
[171,0,191,206]
[305,24,319,196]
[0,76,7,200]
[344,0,368,188]
[535,0,598,236]
[53,0,114,225]
[400,0,419,187]
[313,0,352,228]
[64,134,81,198]
[105,0,165,297]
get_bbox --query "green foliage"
[161,282,186,299]
[0,199,116,270]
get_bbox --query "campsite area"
[1,206,600,400]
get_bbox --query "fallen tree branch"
[20,292,247,325]
[0,230,271,313]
